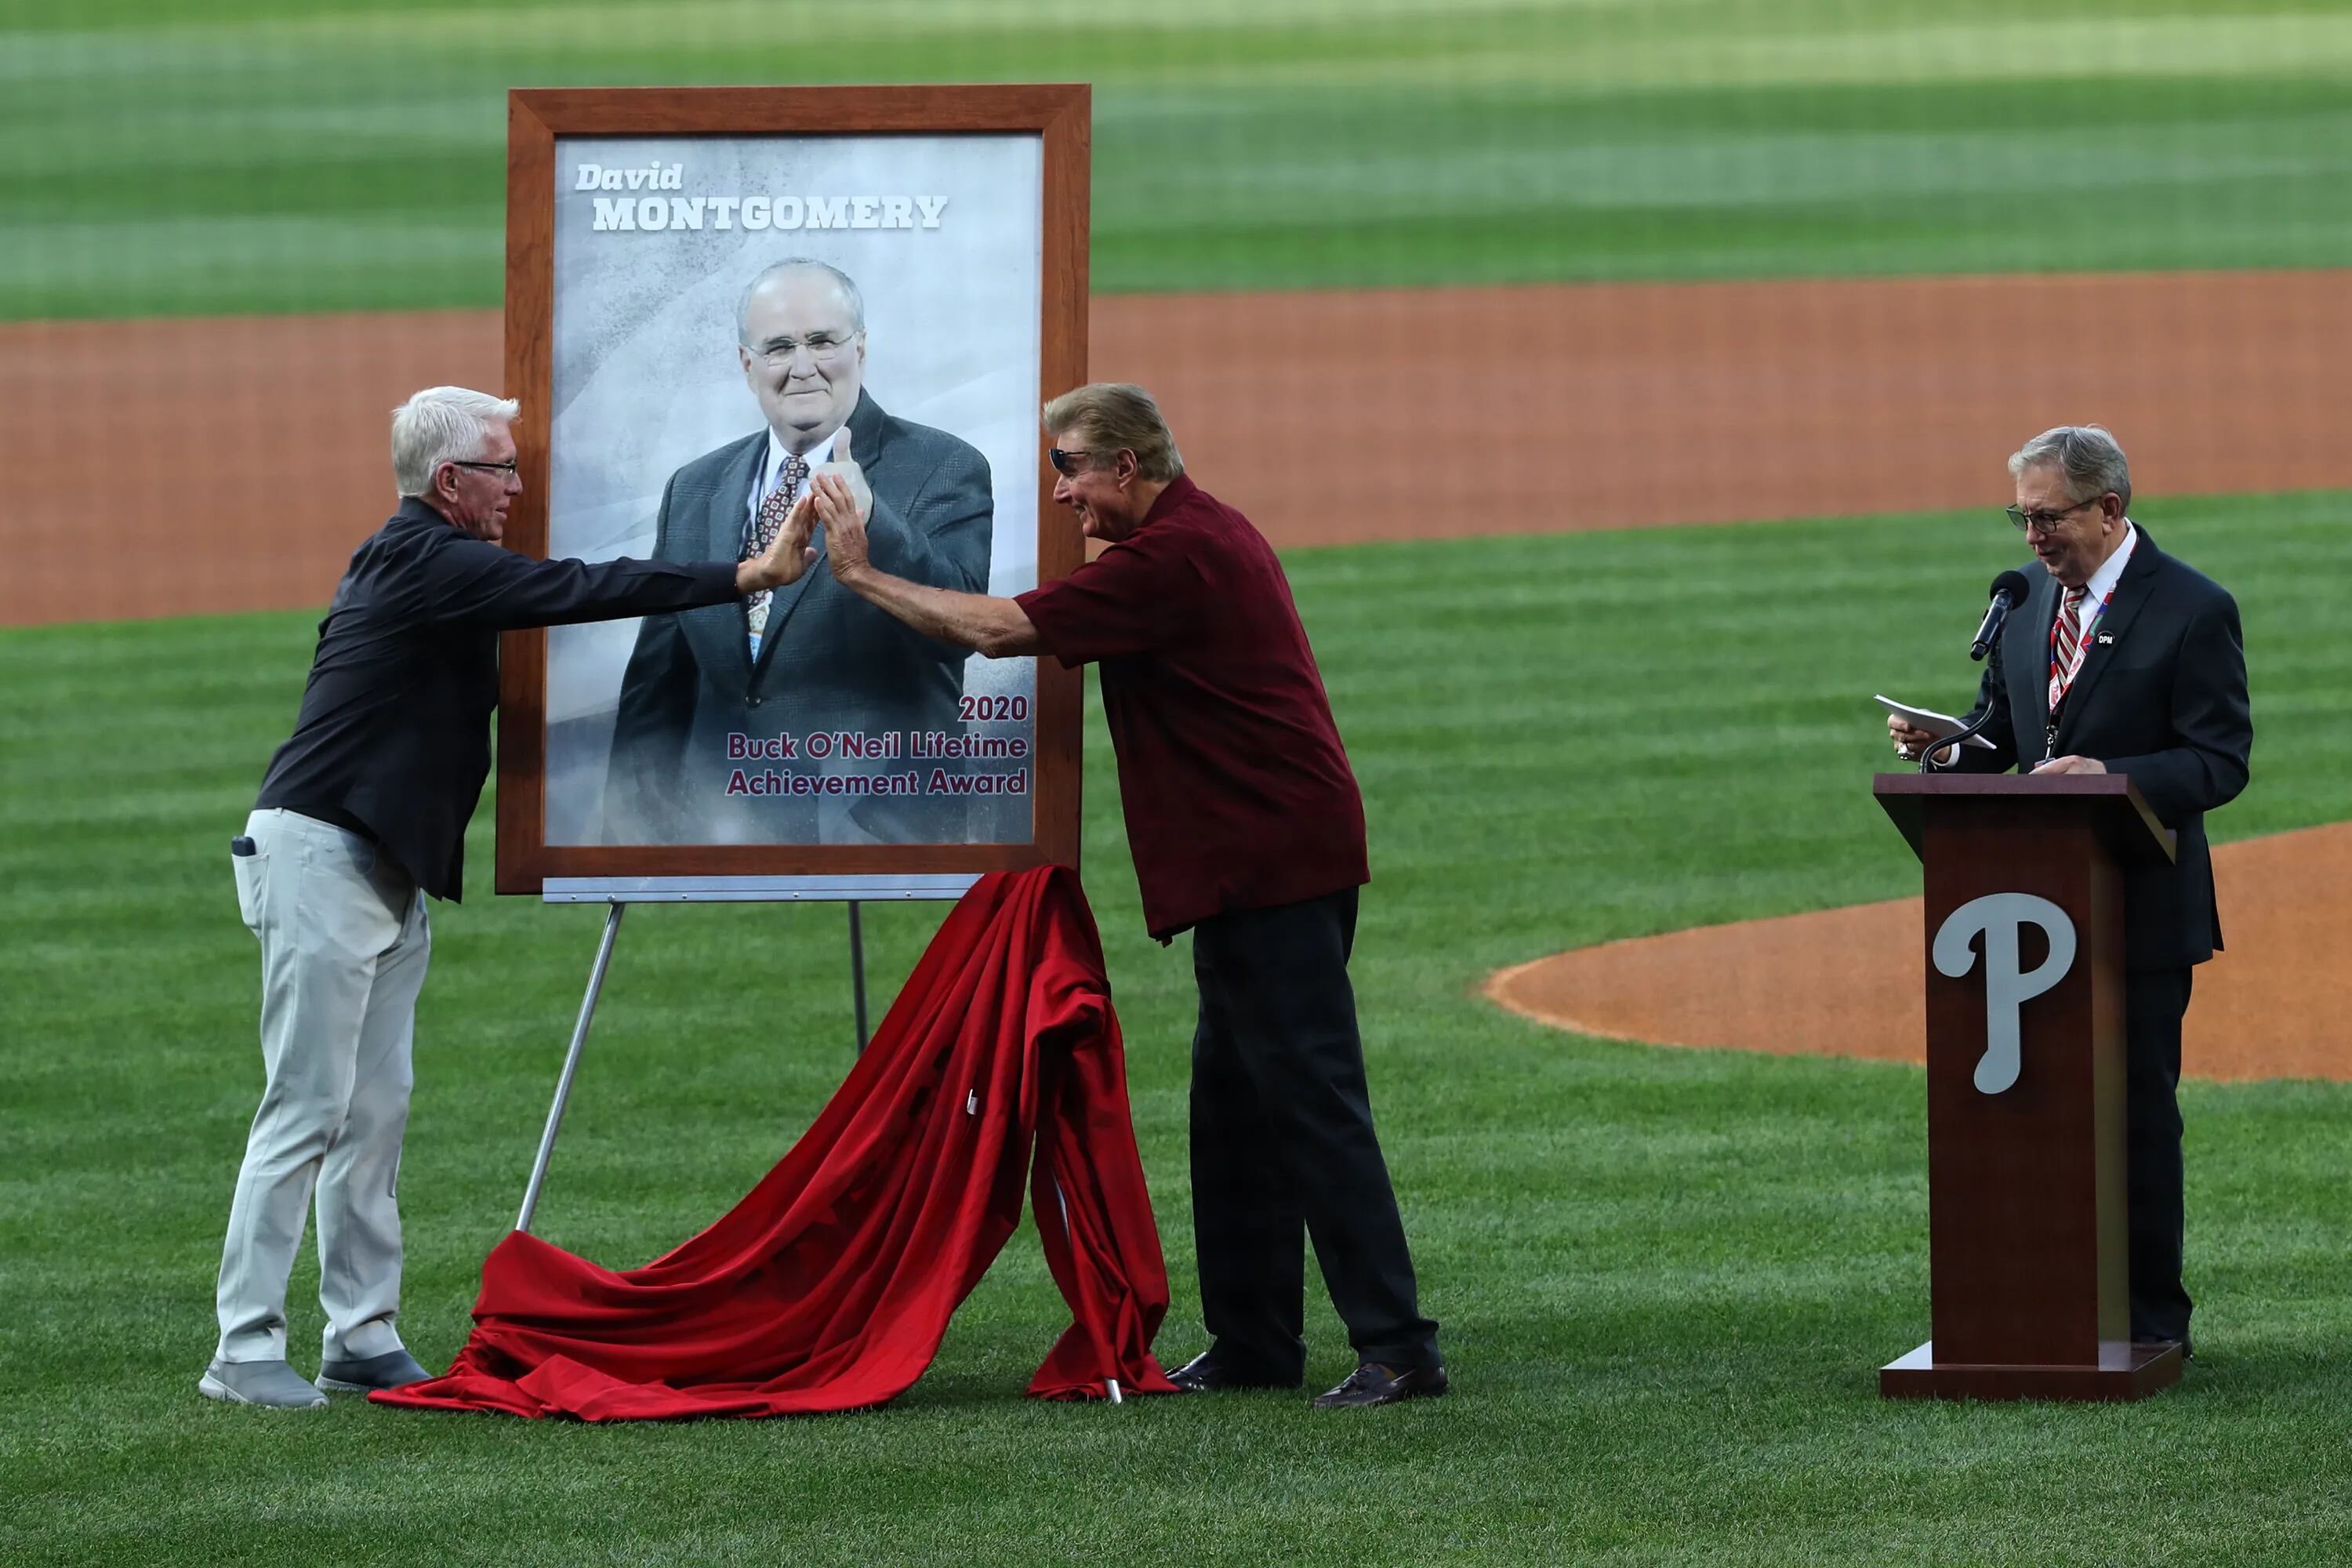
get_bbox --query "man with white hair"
[1889,423,2252,1357]
[204,386,815,1408]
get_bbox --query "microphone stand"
[1917,707,1998,775]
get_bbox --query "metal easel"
[511,875,975,1234]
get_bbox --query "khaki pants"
[214,808,430,1364]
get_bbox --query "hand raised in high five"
[735,488,819,594]
[808,470,871,586]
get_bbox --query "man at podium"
[1887,424,2252,1356]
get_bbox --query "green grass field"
[5,0,2350,1559]
[4,0,2350,318]
[5,497,2350,1566]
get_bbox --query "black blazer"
[1941,525,2252,970]
[254,499,740,901]
[602,389,993,844]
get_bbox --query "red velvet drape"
[375,866,1178,1419]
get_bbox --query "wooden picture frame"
[494,85,1089,896]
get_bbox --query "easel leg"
[848,900,869,1054]
[514,902,627,1234]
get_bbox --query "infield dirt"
[6,272,2337,1080]
[5,269,2347,626]
[1488,822,2351,1083]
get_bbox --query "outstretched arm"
[422,487,815,631]
[811,473,1042,658]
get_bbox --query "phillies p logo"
[1931,893,2078,1094]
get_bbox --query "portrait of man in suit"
[1889,423,2252,1357]
[601,258,995,844]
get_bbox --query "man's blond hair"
[1041,383,1183,482]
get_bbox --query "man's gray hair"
[391,386,518,497]
[738,259,866,338]
[2009,424,2132,514]
[1041,382,1184,483]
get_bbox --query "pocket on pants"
[230,844,266,932]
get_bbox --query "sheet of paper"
[1873,694,1997,749]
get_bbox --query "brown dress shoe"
[1167,1350,1302,1393]
[1312,1360,1449,1409]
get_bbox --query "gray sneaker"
[315,1348,432,1394]
[199,1358,328,1409]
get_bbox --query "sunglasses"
[1047,447,1101,477]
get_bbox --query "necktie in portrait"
[742,451,809,655]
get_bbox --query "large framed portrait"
[494,85,1089,897]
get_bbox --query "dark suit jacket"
[256,498,740,900]
[603,390,993,843]
[1941,525,2251,970]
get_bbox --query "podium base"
[1879,1340,2182,1402]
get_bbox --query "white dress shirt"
[2069,518,2139,638]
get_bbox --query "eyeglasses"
[745,332,859,365]
[450,459,519,477]
[2005,495,2107,532]
[1047,448,1101,477]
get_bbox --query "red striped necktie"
[2047,585,2089,713]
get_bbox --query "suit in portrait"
[602,386,992,844]
[1942,523,2252,1343]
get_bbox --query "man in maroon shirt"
[800,382,1443,1408]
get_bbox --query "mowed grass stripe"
[2,493,2348,1565]
[4,2,2352,315]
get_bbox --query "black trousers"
[1189,887,1439,1377]
[2127,966,2194,1345]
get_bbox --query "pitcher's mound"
[1486,822,2351,1083]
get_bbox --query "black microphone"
[1969,569,2031,661]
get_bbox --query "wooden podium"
[1873,773,2182,1401]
